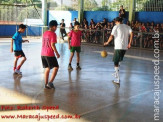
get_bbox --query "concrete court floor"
[0,38,163,122]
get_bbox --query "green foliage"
[47,1,58,9]
[101,0,108,7]
[84,0,98,11]
[0,0,41,4]
[54,5,75,11]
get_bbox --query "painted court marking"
[94,51,163,62]
[79,90,152,117]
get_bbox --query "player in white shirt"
[104,17,133,84]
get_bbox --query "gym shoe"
[48,82,55,89]
[14,69,22,75]
[76,65,81,70]
[68,65,73,70]
[45,84,51,89]
[112,72,118,78]
[113,79,120,84]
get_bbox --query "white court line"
[79,90,152,117]
[94,51,163,62]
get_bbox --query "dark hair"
[114,17,123,22]
[74,22,80,26]
[49,20,58,27]
[62,19,64,21]
[19,24,26,29]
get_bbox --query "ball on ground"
[101,50,108,58]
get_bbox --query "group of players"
[10,17,133,89]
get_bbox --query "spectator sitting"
[82,18,88,28]
[101,18,107,27]
[134,21,140,31]
[127,21,130,26]
[69,23,74,32]
[150,21,155,29]
[90,24,96,42]
[141,23,146,32]
[90,19,96,26]
[73,18,79,26]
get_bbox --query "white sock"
[119,62,121,67]
[115,67,120,81]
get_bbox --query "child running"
[41,20,60,89]
[10,24,29,75]
[68,22,82,70]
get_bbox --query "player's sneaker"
[45,84,51,89]
[76,65,81,70]
[48,82,55,89]
[68,65,73,71]
[113,79,120,84]
[112,72,118,78]
[14,69,22,75]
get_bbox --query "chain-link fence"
[48,0,163,11]
[135,0,163,11]
[0,4,42,25]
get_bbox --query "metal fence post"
[140,32,143,48]
[102,29,105,45]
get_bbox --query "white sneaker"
[15,69,22,75]
[113,79,120,84]
[112,72,118,78]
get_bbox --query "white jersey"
[111,24,132,50]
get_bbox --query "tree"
[84,0,98,11]
[109,0,130,11]
[47,1,58,10]
[101,0,108,10]
[0,0,42,8]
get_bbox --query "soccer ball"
[101,50,108,58]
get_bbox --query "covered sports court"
[0,0,163,122]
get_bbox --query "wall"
[0,25,42,37]
[84,11,128,24]
[48,11,78,27]
[135,12,163,24]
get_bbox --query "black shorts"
[14,50,25,57]
[41,56,59,69]
[113,50,126,63]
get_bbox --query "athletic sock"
[77,63,79,66]
[115,67,120,81]
[17,65,22,70]
[119,62,121,67]
[69,63,71,66]
[14,67,16,71]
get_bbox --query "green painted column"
[129,0,136,22]
[42,0,48,33]
[78,0,84,23]
[42,0,47,26]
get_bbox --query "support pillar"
[78,0,84,23]
[129,0,135,22]
[42,0,48,33]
